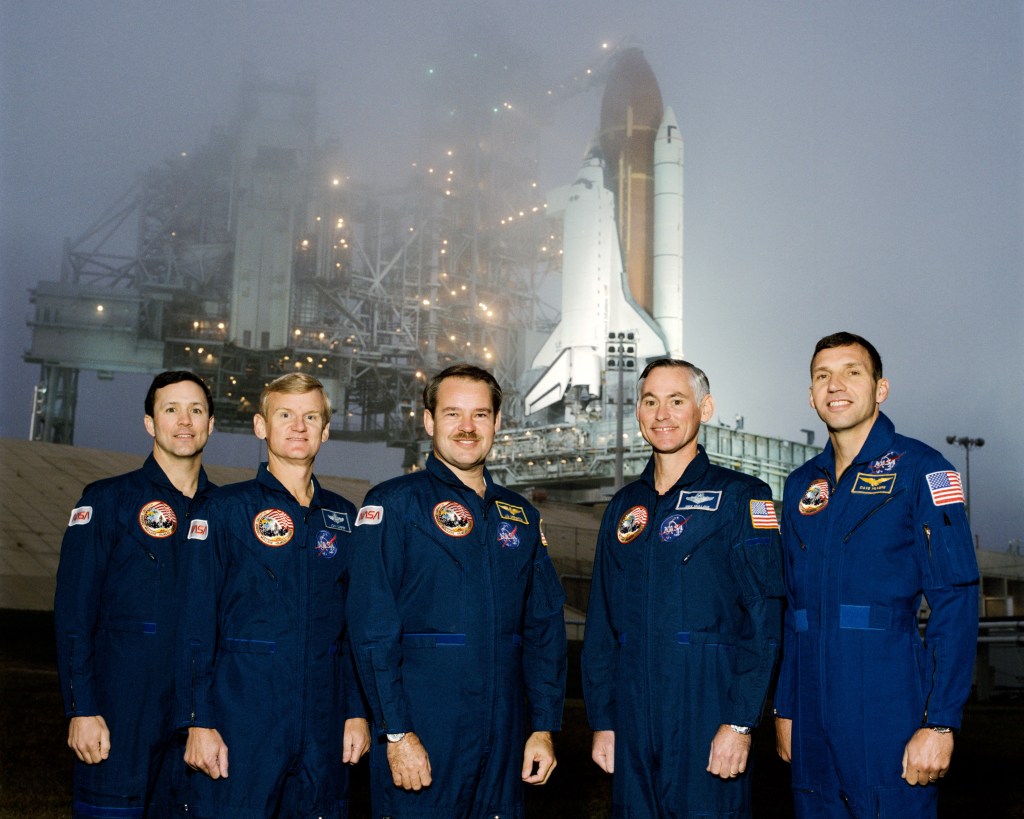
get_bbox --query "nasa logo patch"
[253,508,294,547]
[355,506,383,526]
[798,479,830,516]
[68,506,93,527]
[497,521,521,549]
[659,514,690,542]
[139,501,177,538]
[188,519,209,540]
[433,501,474,537]
[316,530,338,558]
[617,506,649,544]
[870,450,905,474]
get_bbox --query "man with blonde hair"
[178,373,369,818]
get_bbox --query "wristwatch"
[929,726,953,734]
[728,724,752,735]
[386,732,407,743]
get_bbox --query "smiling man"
[774,332,979,818]
[178,373,368,818]
[347,363,567,818]
[582,359,784,818]
[55,371,216,818]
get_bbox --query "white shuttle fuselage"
[524,106,685,417]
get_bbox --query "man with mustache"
[347,363,567,817]
[774,332,979,818]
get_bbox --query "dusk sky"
[1,2,1020,554]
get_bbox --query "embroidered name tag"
[851,473,897,495]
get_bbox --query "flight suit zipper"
[841,491,904,544]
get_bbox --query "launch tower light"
[607,331,637,492]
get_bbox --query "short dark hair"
[812,332,883,380]
[638,359,710,403]
[145,371,214,417]
[423,364,502,415]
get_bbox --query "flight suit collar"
[425,452,498,502]
[256,461,324,508]
[639,444,712,494]
[141,452,211,499]
[812,411,897,481]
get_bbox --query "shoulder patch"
[139,501,177,538]
[539,518,549,547]
[495,500,529,524]
[749,500,779,530]
[926,471,965,506]
[188,519,209,540]
[355,505,384,526]
[68,506,93,527]
[433,501,473,537]
[617,506,649,544]
[253,508,294,547]
[322,509,352,532]
[675,490,722,512]
[851,473,897,494]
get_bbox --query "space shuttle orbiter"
[524,49,684,416]
[523,148,669,415]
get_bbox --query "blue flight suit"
[582,446,785,818]
[346,453,567,818]
[774,413,979,818]
[177,464,363,818]
[55,454,213,819]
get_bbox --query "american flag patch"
[926,471,965,506]
[749,500,779,530]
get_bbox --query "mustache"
[451,433,482,441]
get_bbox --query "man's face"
[423,377,499,475]
[809,344,888,435]
[636,366,713,456]
[144,380,214,460]
[254,389,330,463]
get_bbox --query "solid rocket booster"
[599,48,664,316]
[523,150,667,416]
[653,106,684,358]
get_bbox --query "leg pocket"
[874,783,937,818]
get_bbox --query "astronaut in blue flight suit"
[774,332,979,818]
[55,371,216,818]
[346,364,567,818]
[179,373,369,818]
[582,359,785,818]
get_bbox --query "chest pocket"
[409,519,467,569]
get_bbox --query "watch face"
[386,733,406,742]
